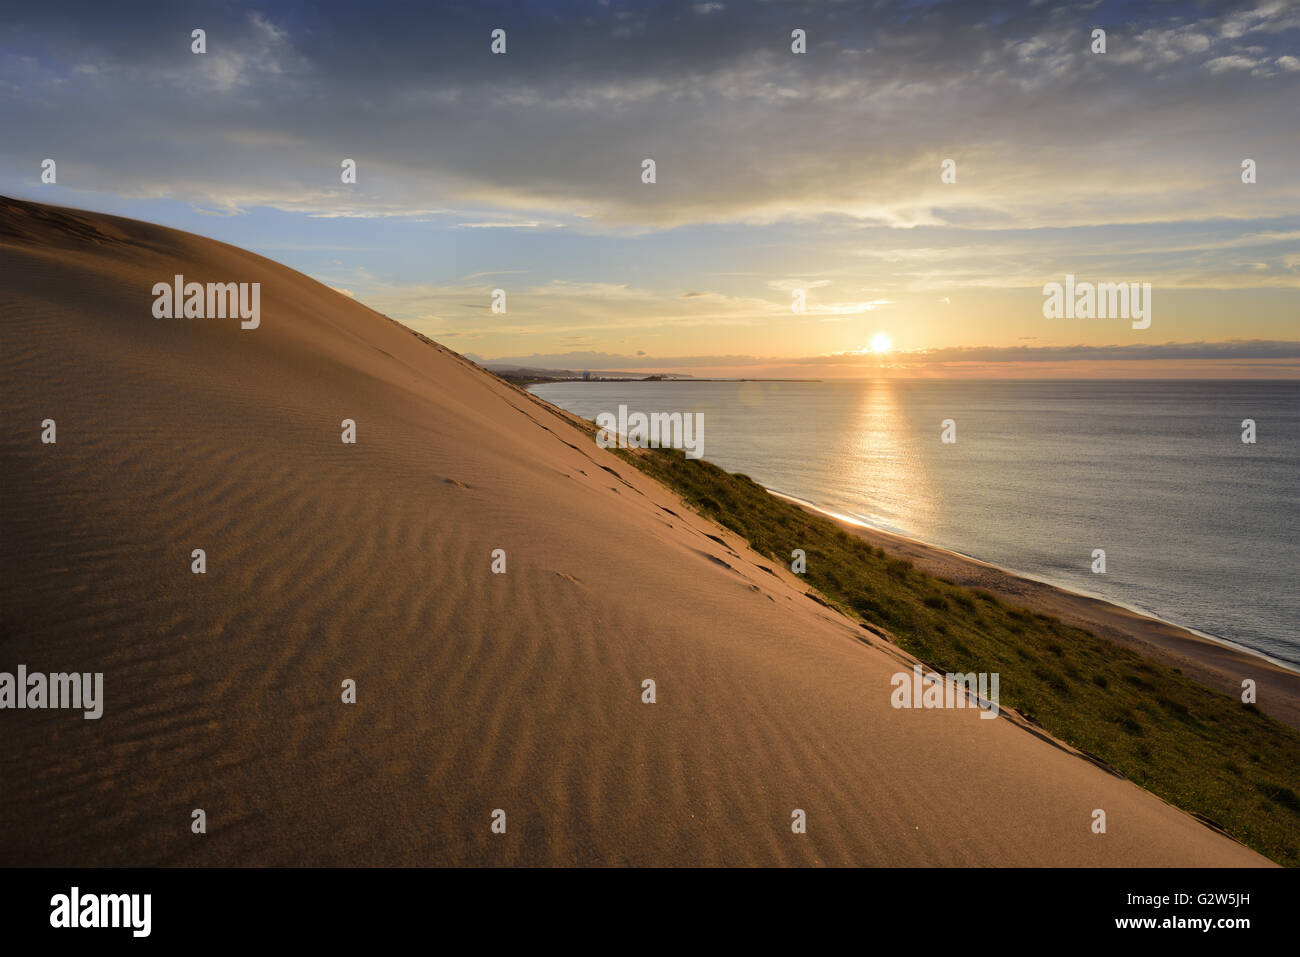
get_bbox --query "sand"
[0,196,1270,866]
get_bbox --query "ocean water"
[531,379,1300,665]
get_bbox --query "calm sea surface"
[531,379,1299,665]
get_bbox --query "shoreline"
[769,488,1300,672]
[768,488,1300,732]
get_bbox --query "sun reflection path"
[844,378,936,534]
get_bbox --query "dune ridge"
[0,197,1268,866]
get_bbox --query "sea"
[530,379,1300,667]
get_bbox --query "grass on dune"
[609,440,1300,866]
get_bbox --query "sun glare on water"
[869,333,892,354]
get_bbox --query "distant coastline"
[496,370,821,385]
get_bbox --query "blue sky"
[2,0,1297,375]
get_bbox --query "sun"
[869,333,892,354]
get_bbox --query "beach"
[0,196,1277,867]
[772,492,1300,733]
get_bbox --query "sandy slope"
[0,197,1268,866]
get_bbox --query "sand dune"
[0,197,1268,866]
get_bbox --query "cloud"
[1205,54,1261,73]
[192,11,310,93]
[1219,1,1300,40]
[818,299,892,320]
[767,279,831,292]
[483,340,1300,370]
[898,340,1300,363]
[2,0,1296,234]
[2,0,1294,368]
[456,221,560,229]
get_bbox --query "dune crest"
[0,197,1266,866]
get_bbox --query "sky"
[1,0,1297,377]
